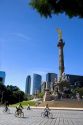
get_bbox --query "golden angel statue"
[56,28,62,40]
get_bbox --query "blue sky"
[0,0,83,92]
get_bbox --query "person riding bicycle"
[27,104,30,110]
[44,104,50,117]
[5,101,9,112]
[16,103,23,113]
[15,103,24,117]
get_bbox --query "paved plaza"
[0,107,83,125]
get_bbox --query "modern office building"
[46,73,57,90]
[32,74,42,95]
[66,74,83,87]
[25,75,31,95]
[0,71,6,84]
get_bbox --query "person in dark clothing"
[5,101,9,111]
[27,104,30,110]
[44,104,50,117]
[16,103,23,113]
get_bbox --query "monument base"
[43,89,51,101]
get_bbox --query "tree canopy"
[0,84,25,104]
[29,0,83,18]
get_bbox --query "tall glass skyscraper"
[32,74,42,95]
[25,75,31,95]
[0,71,6,84]
[46,73,57,90]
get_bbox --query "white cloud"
[16,33,31,41]
[0,32,31,43]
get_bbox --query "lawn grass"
[10,100,36,107]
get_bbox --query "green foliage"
[6,85,19,91]
[11,101,36,107]
[0,84,7,103]
[73,87,83,97]
[21,101,36,106]
[27,95,34,100]
[29,0,83,18]
[37,92,44,98]
[0,84,25,104]
[59,80,70,91]
[12,90,24,103]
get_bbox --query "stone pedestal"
[43,89,51,101]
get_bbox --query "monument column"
[57,29,65,80]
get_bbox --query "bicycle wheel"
[15,110,24,118]
[48,112,53,119]
[41,112,45,118]
[15,111,18,117]
[7,108,10,114]
[3,108,6,112]
[3,108,10,114]
[20,112,24,118]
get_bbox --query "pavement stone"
[0,107,83,125]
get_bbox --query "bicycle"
[15,109,24,118]
[41,110,53,118]
[27,106,31,110]
[3,107,10,114]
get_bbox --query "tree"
[37,92,44,98]
[0,84,7,104]
[72,87,83,98]
[6,85,19,91]
[58,80,70,92]
[29,0,83,18]
[0,84,25,104]
[6,85,25,104]
[12,90,25,103]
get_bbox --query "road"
[0,107,83,125]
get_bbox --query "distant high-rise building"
[0,71,6,84]
[32,74,42,95]
[66,74,83,87]
[25,75,31,95]
[46,73,57,90]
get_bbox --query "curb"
[31,106,83,111]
